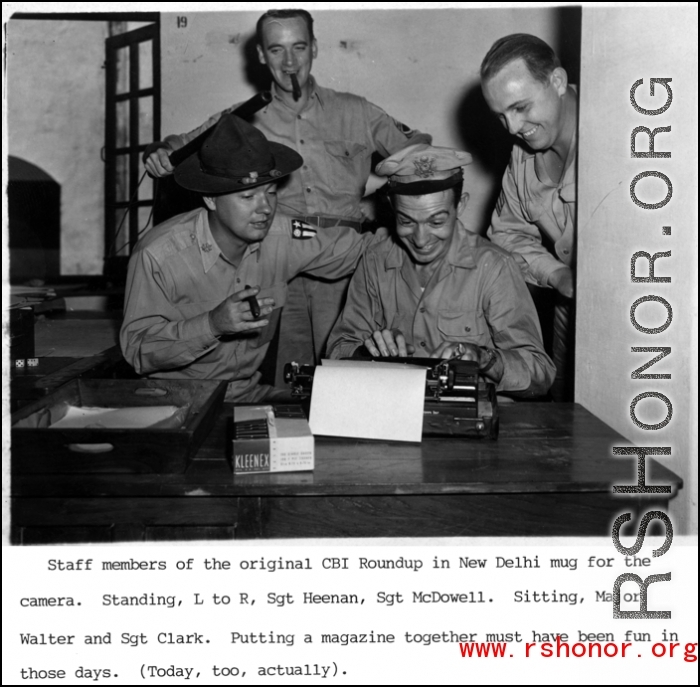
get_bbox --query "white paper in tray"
[308,362,426,442]
[50,405,180,429]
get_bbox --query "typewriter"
[284,357,499,439]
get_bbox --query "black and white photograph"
[3,3,697,684]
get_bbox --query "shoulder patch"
[392,118,415,136]
[291,219,318,240]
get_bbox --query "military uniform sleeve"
[487,154,567,288]
[364,100,432,157]
[120,248,219,375]
[283,222,386,282]
[481,253,556,396]
[326,252,385,359]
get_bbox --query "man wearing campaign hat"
[121,115,381,402]
[327,144,555,397]
[144,9,431,385]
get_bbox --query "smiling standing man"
[327,144,555,398]
[145,9,431,382]
[480,34,578,401]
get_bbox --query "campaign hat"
[175,114,303,194]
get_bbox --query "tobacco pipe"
[243,285,261,319]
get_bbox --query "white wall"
[577,6,697,533]
[3,9,563,272]
[160,7,560,235]
[6,19,107,275]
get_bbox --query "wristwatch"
[479,347,499,373]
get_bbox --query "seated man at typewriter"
[326,144,555,397]
[120,114,382,403]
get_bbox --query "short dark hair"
[450,180,464,208]
[480,34,560,84]
[256,9,315,45]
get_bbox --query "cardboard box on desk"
[233,406,314,474]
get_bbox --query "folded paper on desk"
[309,360,427,442]
[233,406,314,474]
[49,405,181,429]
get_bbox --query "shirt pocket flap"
[324,140,367,160]
[437,309,482,340]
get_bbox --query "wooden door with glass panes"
[104,23,160,275]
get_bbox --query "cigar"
[290,73,301,101]
[243,285,261,319]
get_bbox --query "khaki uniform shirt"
[120,208,379,402]
[487,98,577,288]
[327,222,555,396]
[167,78,432,221]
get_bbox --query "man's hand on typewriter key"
[364,329,415,357]
[433,341,480,362]
[208,286,275,336]
[433,342,504,382]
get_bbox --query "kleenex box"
[233,405,314,474]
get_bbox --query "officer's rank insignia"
[413,155,436,178]
[291,219,317,239]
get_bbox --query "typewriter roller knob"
[283,362,299,385]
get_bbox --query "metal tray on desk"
[11,379,227,474]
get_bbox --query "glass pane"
[138,173,153,202]
[116,100,130,148]
[139,40,152,90]
[138,96,153,148]
[115,46,130,94]
[113,208,130,256]
[137,206,155,240]
[115,155,130,203]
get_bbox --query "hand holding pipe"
[243,285,261,319]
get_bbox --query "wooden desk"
[11,403,682,543]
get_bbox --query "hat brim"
[174,142,303,194]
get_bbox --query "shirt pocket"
[323,141,368,195]
[436,309,485,342]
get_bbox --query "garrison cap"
[375,143,473,195]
